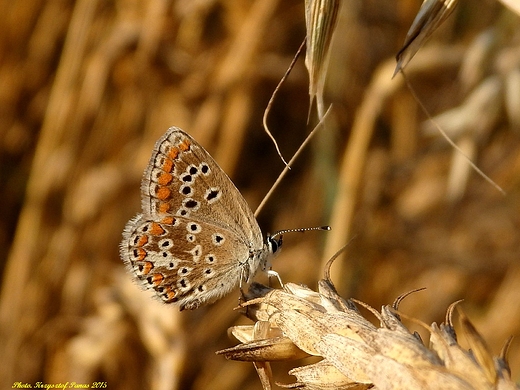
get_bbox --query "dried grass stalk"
[304,0,339,118]
[395,0,458,76]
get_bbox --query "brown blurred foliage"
[0,1,519,389]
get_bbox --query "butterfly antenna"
[271,225,331,239]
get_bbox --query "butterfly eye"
[267,235,283,254]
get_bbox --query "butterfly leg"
[267,269,284,288]
[237,288,247,307]
[238,267,247,305]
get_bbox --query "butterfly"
[120,127,282,310]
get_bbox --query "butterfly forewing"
[141,128,261,244]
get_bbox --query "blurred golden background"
[1,0,519,389]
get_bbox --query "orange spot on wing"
[161,158,174,173]
[161,216,175,225]
[158,202,170,213]
[168,147,180,160]
[164,286,177,301]
[149,222,165,236]
[156,186,171,200]
[135,248,146,261]
[158,172,173,186]
[142,261,153,275]
[136,235,148,247]
[178,139,191,151]
[151,273,164,286]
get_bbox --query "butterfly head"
[266,233,283,256]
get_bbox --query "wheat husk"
[218,273,518,390]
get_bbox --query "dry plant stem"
[255,106,332,218]
[403,72,505,196]
[262,38,306,168]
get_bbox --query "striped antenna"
[271,226,330,239]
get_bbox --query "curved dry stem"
[262,39,306,168]
[255,105,333,218]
